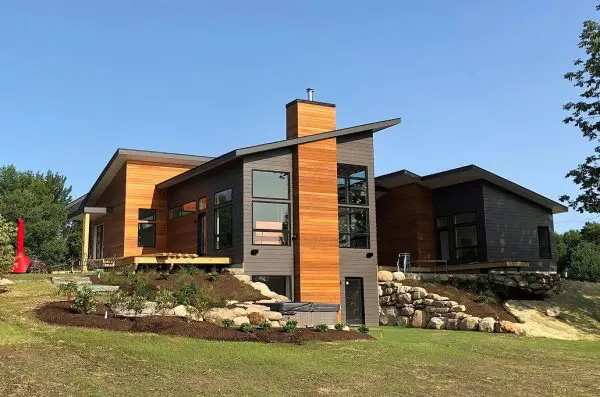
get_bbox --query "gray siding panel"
[166,161,244,264]
[242,149,295,278]
[482,183,557,271]
[336,132,379,326]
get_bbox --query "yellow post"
[81,212,90,272]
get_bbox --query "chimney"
[285,89,336,139]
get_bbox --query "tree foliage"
[0,213,16,275]
[555,222,600,282]
[0,165,80,268]
[562,3,600,212]
[570,241,600,282]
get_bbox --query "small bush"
[130,275,153,298]
[475,291,498,305]
[73,285,97,314]
[214,298,228,308]
[239,322,252,333]
[258,320,272,330]
[207,271,221,282]
[179,266,204,276]
[155,289,176,311]
[283,320,297,333]
[121,267,134,278]
[315,324,328,333]
[105,291,126,309]
[126,294,147,316]
[57,281,78,300]
[222,319,235,328]
[334,323,346,331]
[174,283,199,306]
[357,324,370,334]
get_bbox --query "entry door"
[94,224,104,259]
[344,277,365,325]
[197,212,207,256]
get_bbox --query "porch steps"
[51,276,119,293]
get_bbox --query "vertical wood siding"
[286,101,336,139]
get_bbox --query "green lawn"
[1,276,599,397]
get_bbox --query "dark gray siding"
[336,132,379,326]
[482,183,557,271]
[242,149,295,278]
[166,160,244,264]
[432,181,488,264]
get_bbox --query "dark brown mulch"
[401,279,517,322]
[36,301,374,343]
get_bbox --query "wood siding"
[293,138,340,305]
[482,183,557,271]
[336,132,379,325]
[124,161,193,257]
[90,165,126,258]
[165,161,244,264]
[376,183,435,270]
[286,101,336,139]
[242,149,294,277]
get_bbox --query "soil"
[401,279,517,322]
[37,301,374,343]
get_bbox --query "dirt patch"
[401,279,517,322]
[37,301,373,343]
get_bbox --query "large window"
[252,170,291,246]
[168,200,197,220]
[214,189,233,250]
[435,217,450,261]
[137,208,156,248]
[338,164,370,249]
[538,226,552,259]
[454,212,478,260]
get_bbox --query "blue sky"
[0,1,597,232]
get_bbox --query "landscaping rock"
[85,285,119,293]
[450,305,466,312]
[52,276,92,285]
[397,293,412,305]
[271,321,282,328]
[203,308,235,325]
[172,305,189,317]
[392,271,406,281]
[377,285,383,296]
[247,311,268,325]
[231,307,248,317]
[411,310,426,328]
[233,274,251,283]
[377,270,394,282]
[494,320,525,336]
[478,317,496,333]
[0,278,14,286]
[545,307,560,318]
[264,311,283,321]
[426,293,440,300]
[225,300,238,306]
[400,306,415,316]
[379,314,394,326]
[232,316,249,325]
[250,282,271,294]
[445,319,459,330]
[112,301,157,318]
[382,306,400,317]
[396,316,411,327]
[427,317,445,330]
[459,316,480,331]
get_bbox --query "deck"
[409,261,529,273]
[87,253,231,270]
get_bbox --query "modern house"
[67,93,567,325]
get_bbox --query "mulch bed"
[37,301,374,343]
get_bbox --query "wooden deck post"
[81,212,90,272]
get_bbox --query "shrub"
[155,289,176,311]
[222,319,235,328]
[174,283,199,306]
[334,323,346,331]
[207,271,221,282]
[105,291,126,309]
[258,320,272,330]
[121,267,134,278]
[72,285,97,314]
[357,324,370,334]
[0,214,15,276]
[130,275,153,298]
[179,266,203,277]
[239,322,252,333]
[283,320,297,333]
[214,298,228,308]
[315,324,328,333]
[475,291,498,305]
[57,281,78,300]
[569,241,600,282]
[126,294,147,316]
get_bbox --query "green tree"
[580,221,600,243]
[555,229,581,274]
[0,214,16,275]
[562,3,600,212]
[569,241,600,282]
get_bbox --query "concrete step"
[51,276,92,285]
[84,285,120,293]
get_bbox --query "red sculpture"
[11,218,31,273]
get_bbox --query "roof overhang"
[157,118,401,189]
[375,165,568,214]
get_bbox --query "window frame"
[538,226,552,259]
[252,200,291,246]
[452,212,478,261]
[435,217,450,261]
[252,169,291,200]
[137,208,157,248]
[337,164,370,249]
[214,189,233,251]
[337,164,369,206]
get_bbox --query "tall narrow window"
[252,170,291,245]
[137,209,156,248]
[453,212,477,260]
[435,217,449,261]
[214,189,233,250]
[538,226,552,259]
[338,164,370,248]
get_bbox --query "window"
[453,212,477,260]
[251,170,291,246]
[168,200,197,220]
[338,164,370,248]
[252,170,289,200]
[198,197,207,211]
[435,217,449,261]
[214,189,233,250]
[137,209,156,247]
[252,275,292,299]
[538,226,552,259]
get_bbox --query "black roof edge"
[285,99,336,108]
[375,168,422,181]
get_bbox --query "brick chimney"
[285,90,336,139]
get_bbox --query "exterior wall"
[376,183,435,271]
[286,100,336,139]
[123,161,193,257]
[337,132,379,326]
[242,148,295,277]
[165,161,244,264]
[482,183,557,271]
[432,181,488,265]
[90,165,126,258]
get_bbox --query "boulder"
[247,311,268,325]
[250,282,271,294]
[382,306,400,317]
[273,294,290,302]
[225,300,238,306]
[172,305,189,317]
[409,286,427,294]
[233,316,250,325]
[377,285,383,296]
[342,325,351,331]
[545,307,560,318]
[396,316,411,327]
[271,321,282,328]
[377,270,394,282]
[478,317,496,333]
[450,305,466,312]
[379,296,392,305]
[494,320,525,336]
[423,299,434,306]
[384,288,395,295]
[459,316,480,331]
[397,293,412,305]
[504,278,517,287]
[426,293,440,300]
[529,283,543,290]
[411,310,426,328]
[230,307,247,317]
[436,296,449,302]
[203,308,236,325]
[427,317,445,330]
[411,290,427,300]
[222,268,244,275]
[392,271,406,281]
[234,274,252,283]
[398,286,412,294]
[446,301,458,308]
[0,278,14,286]
[400,306,415,316]
[393,282,404,289]
[379,314,394,326]
[112,301,157,318]
[264,311,283,321]
[432,300,447,308]
[445,319,459,330]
